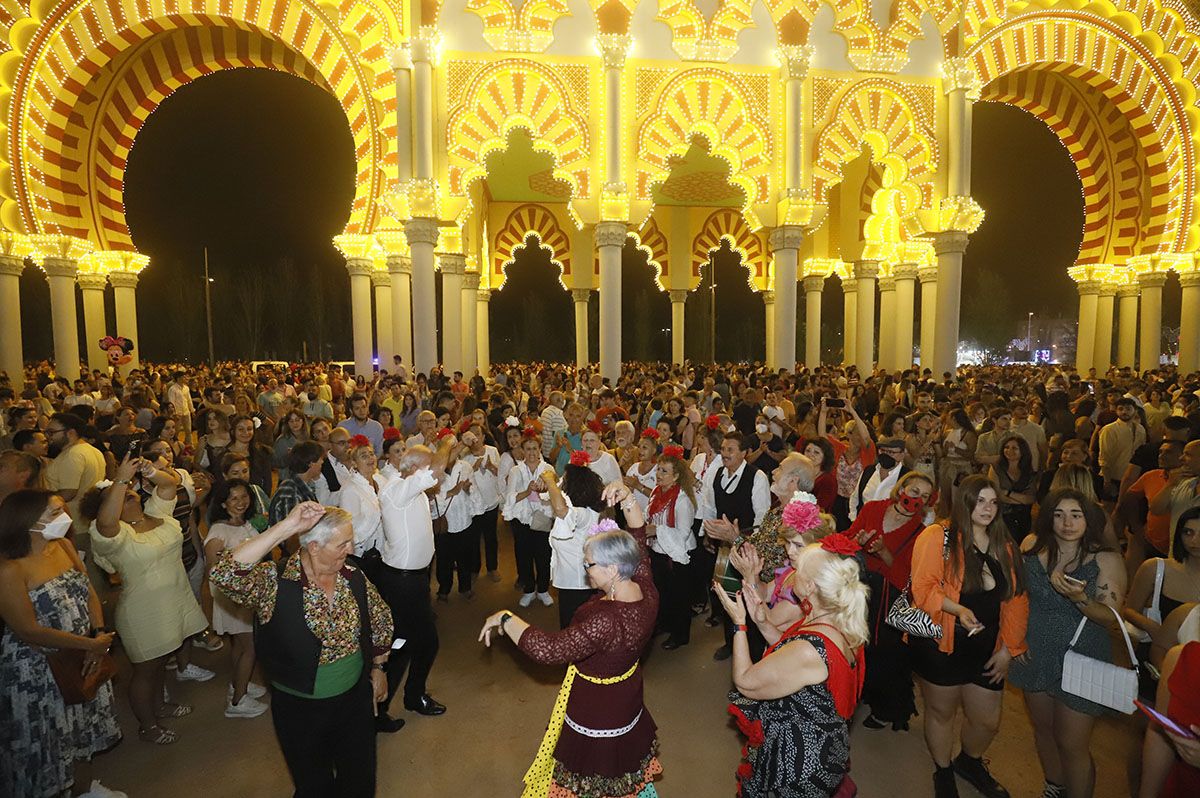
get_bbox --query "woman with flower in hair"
[479,480,662,798]
[647,445,698,650]
[623,430,660,514]
[716,530,868,798]
[543,451,610,627]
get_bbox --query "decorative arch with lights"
[691,208,767,290]
[630,216,670,290]
[491,203,574,290]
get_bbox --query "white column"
[931,232,969,376]
[894,264,917,370]
[802,275,824,367]
[42,258,82,381]
[841,278,857,366]
[371,270,393,368]
[439,253,465,375]
[108,271,141,372]
[0,256,25,383]
[77,272,109,372]
[877,276,896,372]
[770,227,802,371]
[477,288,492,376]
[1138,271,1167,371]
[405,219,439,374]
[1074,280,1100,372]
[597,35,630,188]
[572,289,590,367]
[410,36,434,183]
[597,222,626,381]
[461,271,479,374]
[1179,273,1200,373]
[669,290,687,366]
[387,255,413,371]
[1093,285,1115,373]
[854,261,879,370]
[918,266,937,369]
[1116,284,1139,369]
[390,49,413,183]
[345,258,375,377]
[764,291,776,368]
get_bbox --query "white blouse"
[462,446,502,514]
[338,470,382,556]
[550,502,600,590]
[431,460,475,534]
[690,453,722,521]
[648,491,697,565]
[588,450,623,487]
[503,459,552,529]
[625,462,658,512]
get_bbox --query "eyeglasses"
[583,561,599,570]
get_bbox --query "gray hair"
[777,452,817,492]
[299,506,352,547]
[398,445,432,474]
[584,530,641,580]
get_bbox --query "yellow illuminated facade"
[2,0,1200,381]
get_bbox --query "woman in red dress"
[1138,625,1200,798]
[480,481,662,798]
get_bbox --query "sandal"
[156,702,193,719]
[139,725,178,745]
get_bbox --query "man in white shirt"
[460,428,502,581]
[373,435,456,729]
[850,438,909,521]
[405,410,438,449]
[62,380,96,410]
[314,427,353,505]
[1099,397,1147,500]
[166,371,195,441]
[539,391,567,458]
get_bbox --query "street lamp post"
[1027,312,1034,362]
[203,248,215,364]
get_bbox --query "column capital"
[0,254,24,277]
[1098,283,1118,297]
[669,289,688,303]
[841,278,858,294]
[762,290,776,304]
[1116,283,1140,298]
[41,257,78,279]
[404,218,440,247]
[107,270,140,289]
[370,270,392,288]
[438,253,466,274]
[892,263,919,279]
[596,33,631,69]
[27,234,94,263]
[333,233,380,260]
[76,272,108,290]
[386,254,412,275]
[931,230,970,256]
[409,30,439,65]
[1178,272,1200,289]
[776,44,814,82]
[345,258,374,277]
[464,271,481,290]
[941,56,981,100]
[768,225,804,252]
[595,221,628,248]
[802,274,825,293]
[917,265,938,284]
[477,288,493,302]
[853,260,880,280]
[878,275,897,292]
[1075,280,1101,296]
[1137,271,1169,289]
[572,288,592,303]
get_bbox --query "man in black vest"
[701,431,771,661]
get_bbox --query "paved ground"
[90,528,1143,798]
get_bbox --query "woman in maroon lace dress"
[479,480,661,798]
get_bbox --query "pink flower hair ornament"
[782,493,823,535]
[586,519,620,537]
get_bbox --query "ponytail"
[809,549,870,649]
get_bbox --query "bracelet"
[735,624,748,633]
[371,662,386,671]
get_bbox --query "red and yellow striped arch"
[491,203,573,290]
[1,0,401,250]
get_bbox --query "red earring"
[799,596,813,619]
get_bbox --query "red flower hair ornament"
[586,420,604,434]
[435,427,455,441]
[661,445,685,459]
[640,428,660,440]
[383,427,401,441]
[820,533,861,557]
[569,450,592,467]
[521,426,540,439]
[705,415,721,430]
[349,434,371,448]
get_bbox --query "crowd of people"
[2,354,1200,798]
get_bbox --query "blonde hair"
[796,544,870,649]
[1050,463,1098,504]
[779,512,836,546]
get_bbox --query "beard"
[48,442,64,458]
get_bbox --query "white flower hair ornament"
[504,416,521,428]
[93,480,114,492]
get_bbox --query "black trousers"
[558,588,597,629]
[374,564,439,707]
[472,506,500,573]
[863,574,916,724]
[435,531,475,595]
[689,521,716,609]
[270,677,376,798]
[511,519,551,594]
[650,550,693,644]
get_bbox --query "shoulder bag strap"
[1067,603,1139,668]
[1150,558,1165,616]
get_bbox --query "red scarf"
[647,484,681,527]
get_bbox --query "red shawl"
[647,484,680,527]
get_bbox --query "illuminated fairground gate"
[2,0,1199,381]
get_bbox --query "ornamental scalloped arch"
[690,208,767,292]
[635,68,773,230]
[760,0,876,51]
[654,0,757,60]
[445,58,592,212]
[491,203,573,290]
[464,0,573,51]
[0,0,398,249]
[630,215,669,291]
[810,79,939,235]
[966,7,1200,256]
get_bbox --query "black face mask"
[877,452,898,470]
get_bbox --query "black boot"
[952,753,1009,798]
[933,766,959,798]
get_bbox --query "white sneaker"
[224,694,268,718]
[518,592,536,607]
[228,682,267,700]
[80,780,128,798]
[175,663,216,682]
[537,591,554,606]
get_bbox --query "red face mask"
[896,492,926,515]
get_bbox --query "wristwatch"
[499,612,513,632]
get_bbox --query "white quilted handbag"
[1060,603,1138,714]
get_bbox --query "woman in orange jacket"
[910,474,1030,798]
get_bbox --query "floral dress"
[729,625,863,798]
[1,570,122,798]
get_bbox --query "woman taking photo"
[0,491,122,798]
[850,471,935,732]
[204,478,268,719]
[817,398,875,530]
[273,410,310,482]
[715,531,868,798]
[989,435,1038,543]
[503,430,555,608]
[910,474,1029,798]
[478,481,661,798]
[83,455,210,745]
[1009,489,1127,798]
[646,446,697,650]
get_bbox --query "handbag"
[46,648,118,705]
[884,525,947,639]
[432,496,451,535]
[1060,603,1138,714]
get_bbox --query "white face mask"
[39,512,73,540]
[755,423,769,434]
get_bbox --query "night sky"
[19,69,1170,365]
